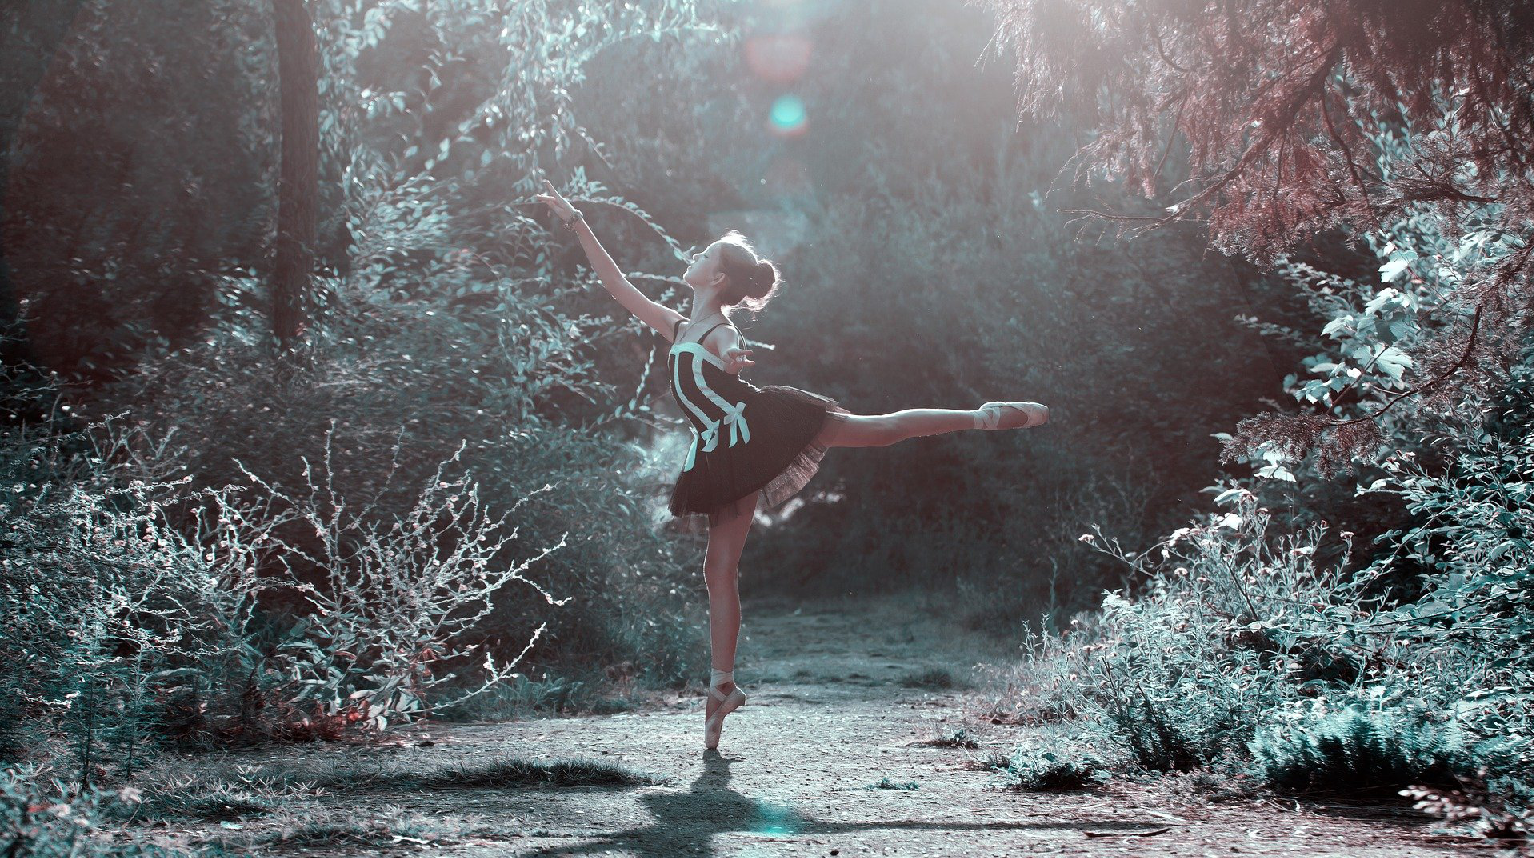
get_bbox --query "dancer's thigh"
[703,492,757,580]
[812,412,895,448]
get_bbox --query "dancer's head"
[683,230,781,314]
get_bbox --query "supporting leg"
[701,491,756,747]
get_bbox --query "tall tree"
[977,0,1534,462]
[271,0,318,355]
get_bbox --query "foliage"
[978,0,1534,256]
[992,482,1530,809]
[1220,131,1519,478]
[1361,363,1534,683]
[4,0,270,381]
[978,0,1534,466]
[1251,706,1471,795]
[0,417,261,782]
[0,765,194,858]
[0,410,572,796]
[998,735,1108,791]
[197,427,563,732]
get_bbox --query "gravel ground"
[155,592,1497,858]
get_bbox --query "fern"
[1251,707,1472,795]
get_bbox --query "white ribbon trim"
[670,345,752,471]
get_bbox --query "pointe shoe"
[975,401,1049,430]
[704,668,747,750]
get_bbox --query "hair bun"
[715,230,783,314]
[748,259,778,299]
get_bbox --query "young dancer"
[534,180,1048,749]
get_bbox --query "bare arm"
[534,180,682,340]
[569,217,684,339]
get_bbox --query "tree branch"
[1329,303,1482,428]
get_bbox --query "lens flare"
[768,95,807,136]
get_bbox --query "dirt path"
[174,592,1488,857]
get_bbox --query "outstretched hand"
[533,179,578,222]
[721,345,755,373]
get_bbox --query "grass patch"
[867,776,920,790]
[129,754,661,824]
[1001,744,1107,791]
[310,756,663,792]
[899,667,957,690]
[125,766,324,823]
[434,672,601,719]
[916,727,980,749]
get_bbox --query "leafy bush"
[0,408,578,798]
[0,765,193,858]
[0,418,261,781]
[1251,706,1472,796]
[999,737,1108,791]
[991,468,1532,810]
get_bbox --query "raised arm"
[535,180,683,340]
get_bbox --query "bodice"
[667,332,759,471]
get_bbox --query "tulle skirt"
[669,385,850,527]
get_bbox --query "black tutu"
[669,385,850,526]
[666,316,848,527]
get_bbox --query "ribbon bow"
[720,401,750,446]
[681,403,750,471]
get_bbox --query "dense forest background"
[3,0,1530,846]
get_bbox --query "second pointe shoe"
[975,401,1049,430]
[704,668,747,750]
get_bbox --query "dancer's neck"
[688,301,727,325]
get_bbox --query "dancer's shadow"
[516,750,1160,857]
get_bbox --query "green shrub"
[1000,739,1108,791]
[0,766,196,857]
[0,418,262,780]
[1251,707,1472,796]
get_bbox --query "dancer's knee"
[816,413,896,448]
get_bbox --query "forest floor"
[150,591,1497,858]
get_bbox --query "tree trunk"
[270,0,318,356]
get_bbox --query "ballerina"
[535,180,1048,749]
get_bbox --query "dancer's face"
[683,241,726,291]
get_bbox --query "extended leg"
[813,402,1047,449]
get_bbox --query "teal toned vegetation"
[979,0,1534,839]
[3,0,1531,849]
